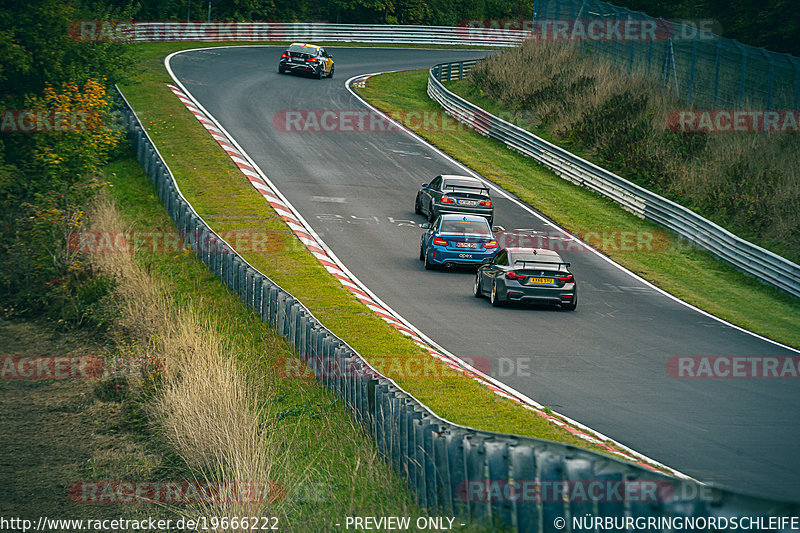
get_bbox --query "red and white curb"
[164,81,672,474]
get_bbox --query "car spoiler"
[514,260,571,269]
[443,184,490,194]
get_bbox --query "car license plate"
[455,242,477,248]
[530,277,554,284]
[457,200,478,206]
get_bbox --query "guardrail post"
[446,430,469,519]
[432,426,453,516]
[485,439,512,528]
[509,443,538,533]
[422,422,442,511]
[463,435,489,524]
[537,449,566,533]
[253,275,263,317]
[413,417,430,509]
[564,456,595,531]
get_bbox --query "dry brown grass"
[87,193,289,528]
[467,40,800,262]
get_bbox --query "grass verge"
[100,156,428,530]
[355,69,800,348]
[118,42,642,459]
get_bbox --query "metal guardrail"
[115,85,799,531]
[428,61,800,298]
[124,22,524,47]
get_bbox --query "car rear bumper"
[280,62,318,74]
[500,283,576,304]
[430,247,496,267]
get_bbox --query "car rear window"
[288,45,316,55]
[442,179,485,193]
[440,219,491,235]
[511,254,567,271]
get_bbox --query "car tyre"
[328,65,334,78]
[490,280,504,307]
[561,295,577,311]
[414,195,422,215]
[316,67,323,79]
[473,273,483,298]
[419,242,425,261]
[427,206,436,223]
[424,248,435,270]
[278,66,286,74]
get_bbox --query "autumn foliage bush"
[0,79,123,325]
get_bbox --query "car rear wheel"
[278,66,286,74]
[561,295,577,311]
[427,205,436,223]
[419,242,425,261]
[315,67,323,79]
[424,248,435,270]
[414,195,422,215]
[490,280,504,307]
[328,65,334,78]
[473,273,483,298]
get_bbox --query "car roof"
[289,43,321,50]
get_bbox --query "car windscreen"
[440,219,492,235]
[288,45,316,56]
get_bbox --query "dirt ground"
[0,319,174,527]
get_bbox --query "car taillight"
[505,271,525,280]
[479,200,492,207]
[307,57,318,62]
[440,197,455,204]
[558,274,575,284]
[281,53,289,58]
[433,237,448,246]
[484,240,497,249]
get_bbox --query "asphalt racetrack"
[168,45,800,501]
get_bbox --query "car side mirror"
[491,226,501,232]
[421,183,428,188]
[421,223,431,229]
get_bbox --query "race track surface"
[168,46,800,501]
